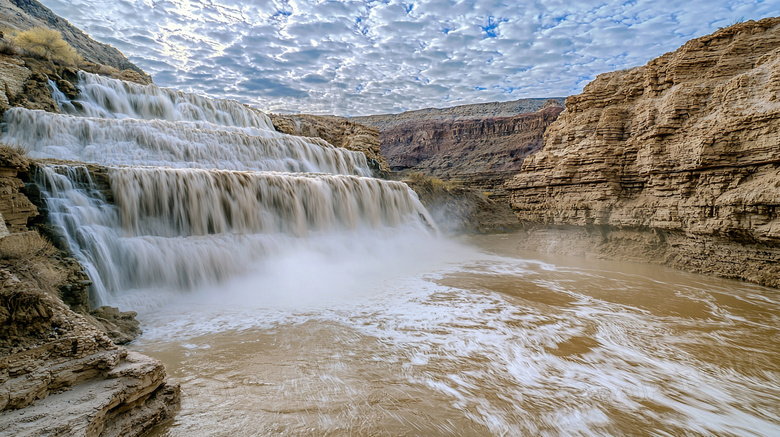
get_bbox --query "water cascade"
[1,72,433,306]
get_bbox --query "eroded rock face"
[380,106,564,177]
[508,17,780,287]
[353,97,564,131]
[0,146,37,232]
[270,113,391,175]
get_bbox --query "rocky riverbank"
[508,17,780,288]
[0,147,180,436]
[1,1,181,432]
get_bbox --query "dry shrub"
[0,143,30,167]
[0,232,57,262]
[0,232,64,294]
[405,172,455,193]
[8,27,81,65]
[0,41,18,56]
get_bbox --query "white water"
[55,71,275,129]
[3,73,370,175]
[134,234,780,436]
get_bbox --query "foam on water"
[6,73,434,307]
[132,240,780,435]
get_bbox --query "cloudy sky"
[40,0,777,115]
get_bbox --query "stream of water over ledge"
[131,233,780,436]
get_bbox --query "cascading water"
[1,72,433,307]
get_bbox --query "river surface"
[132,233,780,436]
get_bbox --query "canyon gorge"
[0,1,778,435]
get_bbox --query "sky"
[39,0,778,116]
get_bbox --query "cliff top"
[352,98,565,131]
[0,0,150,80]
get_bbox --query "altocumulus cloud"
[40,0,778,115]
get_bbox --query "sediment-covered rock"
[508,17,780,287]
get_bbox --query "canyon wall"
[508,17,780,288]
[379,105,564,177]
[353,97,563,131]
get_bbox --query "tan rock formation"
[270,113,391,174]
[0,145,38,232]
[353,97,564,131]
[0,56,30,112]
[508,17,780,288]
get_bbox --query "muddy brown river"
[133,233,780,436]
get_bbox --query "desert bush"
[0,232,64,294]
[0,143,29,170]
[405,172,454,193]
[9,27,81,65]
[0,232,57,261]
[0,41,18,56]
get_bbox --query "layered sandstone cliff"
[508,17,780,288]
[353,97,563,131]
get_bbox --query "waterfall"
[2,73,434,307]
[3,108,369,174]
[58,71,276,130]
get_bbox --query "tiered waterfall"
[1,72,433,306]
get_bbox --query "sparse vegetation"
[719,17,745,30]
[404,172,456,194]
[0,143,30,168]
[0,41,18,56]
[0,231,57,262]
[0,232,64,295]
[7,27,81,65]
